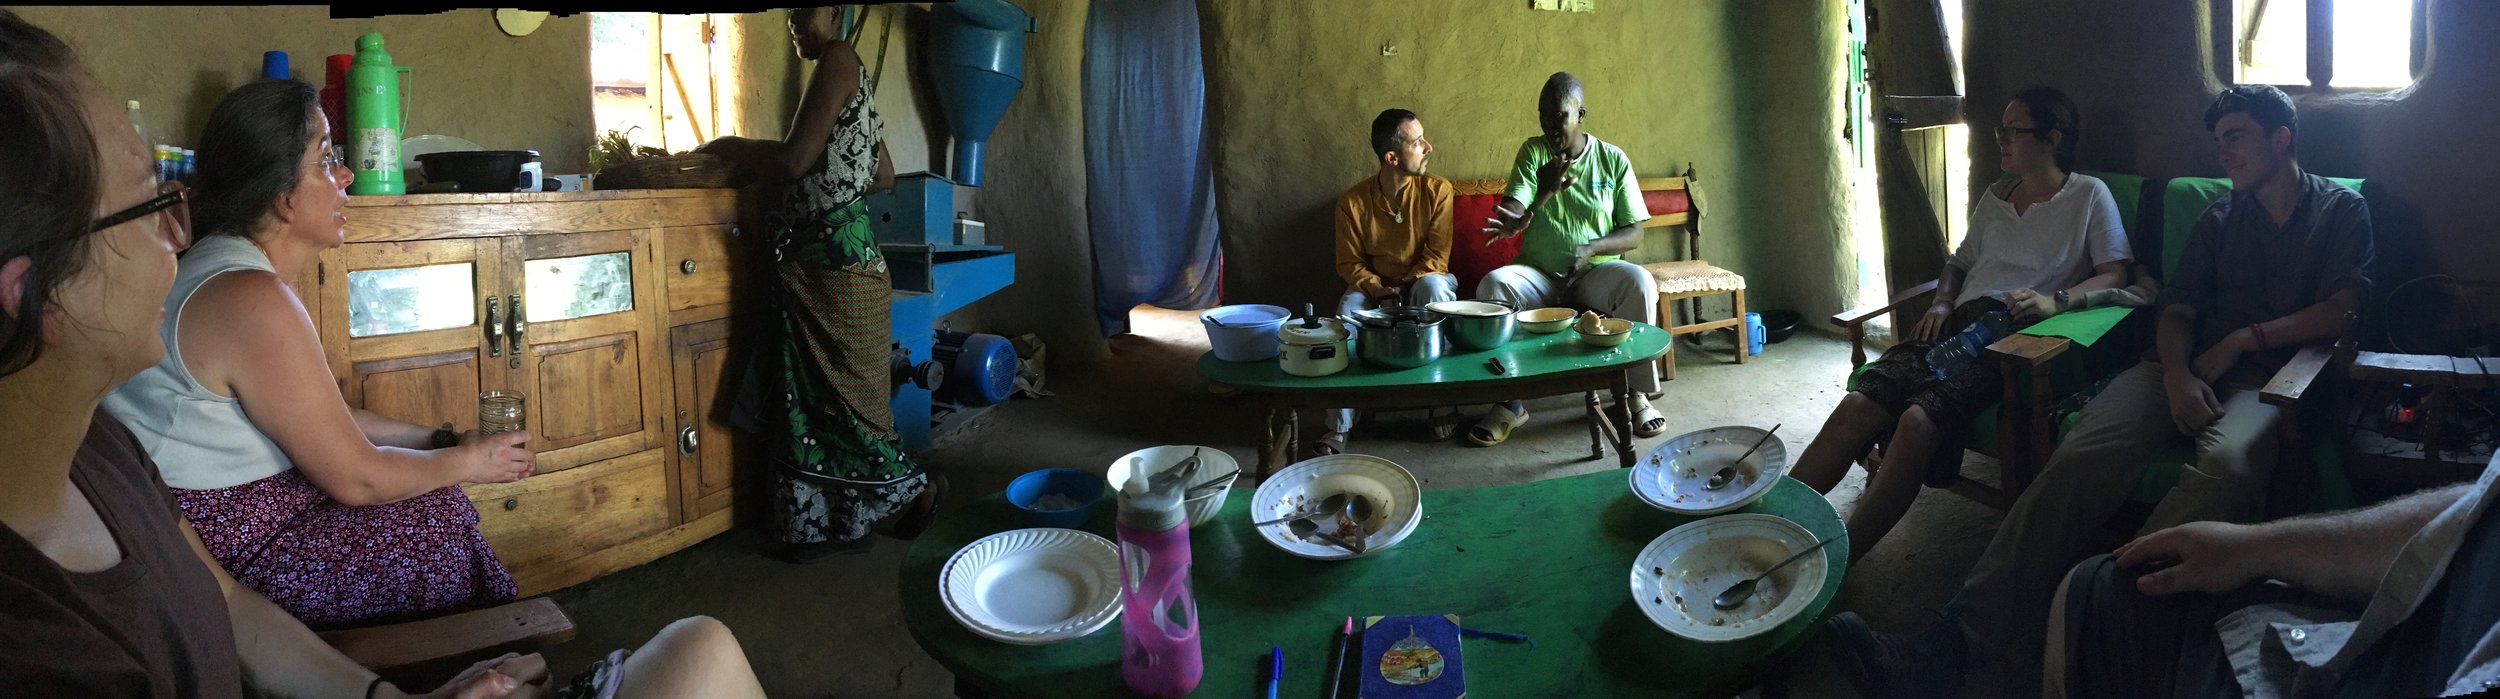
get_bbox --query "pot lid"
[1349,306,1441,329]
[1279,319,1348,344]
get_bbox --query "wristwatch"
[430,427,461,450]
[2053,290,2071,312]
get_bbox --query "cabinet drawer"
[467,449,674,569]
[663,225,738,315]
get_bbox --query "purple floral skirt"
[174,469,518,629]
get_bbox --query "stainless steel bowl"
[1348,307,1444,369]
[1427,300,1515,351]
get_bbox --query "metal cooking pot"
[1347,305,1443,369]
[1426,299,1516,351]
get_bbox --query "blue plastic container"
[1200,305,1291,362]
[1006,468,1105,529]
[1746,312,1767,356]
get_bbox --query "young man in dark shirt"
[1822,85,2375,698]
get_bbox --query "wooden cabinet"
[325,190,747,595]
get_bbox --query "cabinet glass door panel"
[522,252,634,322]
[319,240,506,431]
[504,231,667,474]
[347,262,478,338]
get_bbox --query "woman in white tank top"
[100,80,536,629]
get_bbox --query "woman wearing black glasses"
[1787,86,2140,562]
[1,11,766,698]
[97,79,533,631]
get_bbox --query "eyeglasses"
[1994,125,2049,141]
[309,144,346,170]
[88,179,191,249]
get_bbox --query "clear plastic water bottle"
[1116,463,1203,697]
[1925,310,2013,380]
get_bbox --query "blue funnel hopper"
[927,0,1034,187]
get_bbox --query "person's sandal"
[1603,400,1671,439]
[1465,407,1529,447]
[1311,432,1349,457]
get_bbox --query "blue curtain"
[1083,0,1223,336]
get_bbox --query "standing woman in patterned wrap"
[699,5,942,561]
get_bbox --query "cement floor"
[543,308,2027,697]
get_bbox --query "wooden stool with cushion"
[1634,166,1748,381]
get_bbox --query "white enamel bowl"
[1247,454,1423,560]
[1632,425,1789,515]
[1629,513,1829,643]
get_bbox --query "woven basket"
[592,153,744,190]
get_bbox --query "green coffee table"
[900,469,1848,698]
[1197,325,1672,476]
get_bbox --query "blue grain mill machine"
[870,0,1032,451]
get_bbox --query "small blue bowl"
[1005,468,1106,529]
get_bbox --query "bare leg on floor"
[1844,405,1942,562]
[1792,392,1892,494]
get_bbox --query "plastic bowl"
[1200,305,1292,362]
[1516,307,1576,334]
[1106,445,1237,528]
[1005,468,1106,529]
[1576,318,1635,347]
[1761,309,1804,343]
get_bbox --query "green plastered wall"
[945,0,1863,366]
[1198,0,1859,327]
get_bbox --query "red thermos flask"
[320,54,352,139]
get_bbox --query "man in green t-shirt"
[1469,72,1663,446]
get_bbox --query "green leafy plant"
[588,127,670,174]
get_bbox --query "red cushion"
[1643,188,1690,216]
[1450,192,1519,294]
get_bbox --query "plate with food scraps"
[1248,453,1423,560]
[1629,513,1829,643]
[1631,425,1788,515]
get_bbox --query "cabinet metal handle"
[484,296,503,358]
[506,294,524,356]
[680,259,698,275]
[678,425,699,456]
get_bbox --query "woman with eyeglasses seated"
[1787,86,2141,562]
[96,78,534,630]
[0,12,768,697]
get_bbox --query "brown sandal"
[1311,432,1349,457]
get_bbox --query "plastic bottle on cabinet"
[124,100,149,144]
[1115,466,1203,697]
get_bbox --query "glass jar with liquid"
[479,391,526,435]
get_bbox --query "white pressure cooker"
[1276,304,1353,377]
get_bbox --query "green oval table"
[1197,325,1673,476]
[901,468,1848,698]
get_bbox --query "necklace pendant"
[1393,213,1404,224]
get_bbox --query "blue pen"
[1266,645,1283,699]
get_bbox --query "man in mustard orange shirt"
[1321,108,1455,455]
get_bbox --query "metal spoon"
[1250,493,1348,528]
[1706,423,1783,491]
[1290,517,1362,553]
[1333,495,1376,554]
[1711,534,1843,610]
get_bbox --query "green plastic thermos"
[345,32,410,195]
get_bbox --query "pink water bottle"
[1116,468,1203,696]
